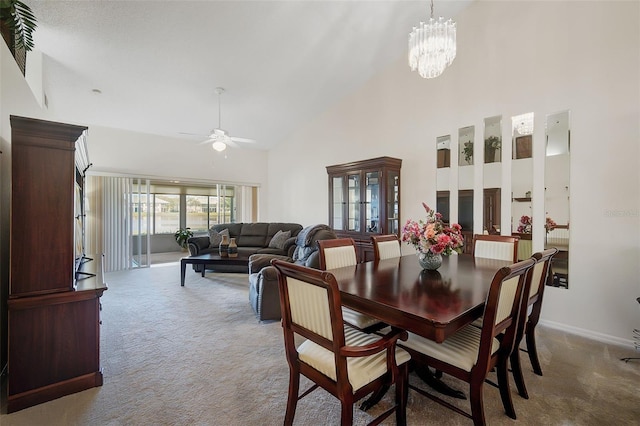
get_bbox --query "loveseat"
[248,224,337,321]
[187,222,303,273]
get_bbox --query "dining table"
[329,253,513,403]
[330,253,513,343]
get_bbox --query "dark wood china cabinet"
[7,116,106,413]
[327,157,401,262]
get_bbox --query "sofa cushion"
[268,229,291,249]
[267,223,303,239]
[208,228,229,248]
[237,223,270,247]
[211,223,243,238]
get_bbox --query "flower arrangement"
[517,215,558,234]
[545,216,557,233]
[402,203,464,256]
[517,215,532,234]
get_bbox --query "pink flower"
[401,202,464,256]
[425,223,436,240]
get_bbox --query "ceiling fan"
[184,87,256,152]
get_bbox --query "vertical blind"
[86,175,150,272]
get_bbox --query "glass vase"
[418,251,443,270]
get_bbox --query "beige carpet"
[1,262,639,425]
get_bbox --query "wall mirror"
[483,116,502,234]
[511,112,534,260]
[436,135,451,224]
[458,126,474,253]
[458,125,474,167]
[437,135,451,169]
[545,110,570,288]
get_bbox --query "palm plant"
[174,227,194,250]
[0,0,37,51]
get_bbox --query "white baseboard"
[539,319,635,348]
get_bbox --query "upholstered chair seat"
[298,324,411,392]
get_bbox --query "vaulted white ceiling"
[28,0,472,150]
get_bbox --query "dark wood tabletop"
[331,254,512,343]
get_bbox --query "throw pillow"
[268,229,291,250]
[209,228,229,248]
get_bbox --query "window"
[185,185,237,231]
[186,195,209,232]
[153,194,180,234]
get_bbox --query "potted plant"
[462,141,473,165]
[174,227,194,251]
[0,0,37,51]
[484,136,501,163]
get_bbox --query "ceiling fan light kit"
[198,87,256,152]
[212,140,227,152]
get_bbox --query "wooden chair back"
[371,234,401,261]
[476,258,535,373]
[274,260,345,355]
[509,248,558,397]
[472,234,519,263]
[318,238,358,270]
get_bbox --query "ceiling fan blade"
[179,131,208,137]
[198,138,215,145]
[230,136,256,143]
[226,140,240,149]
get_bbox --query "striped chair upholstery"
[271,260,410,425]
[399,258,535,425]
[473,234,519,262]
[318,238,383,332]
[371,234,402,261]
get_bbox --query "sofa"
[187,222,303,273]
[248,224,337,321]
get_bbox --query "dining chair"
[318,238,384,332]
[472,234,519,263]
[510,248,558,398]
[371,234,401,262]
[399,258,535,426]
[271,259,411,426]
[469,234,520,329]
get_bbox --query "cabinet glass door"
[386,171,400,235]
[347,174,360,231]
[365,171,380,233]
[332,176,344,230]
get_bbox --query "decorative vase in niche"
[418,251,443,270]
[228,237,238,258]
[219,235,229,258]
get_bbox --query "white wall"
[266,1,640,344]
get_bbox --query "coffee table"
[180,253,250,286]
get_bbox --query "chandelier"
[408,0,457,79]
[513,113,534,135]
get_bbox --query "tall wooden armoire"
[7,116,106,413]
